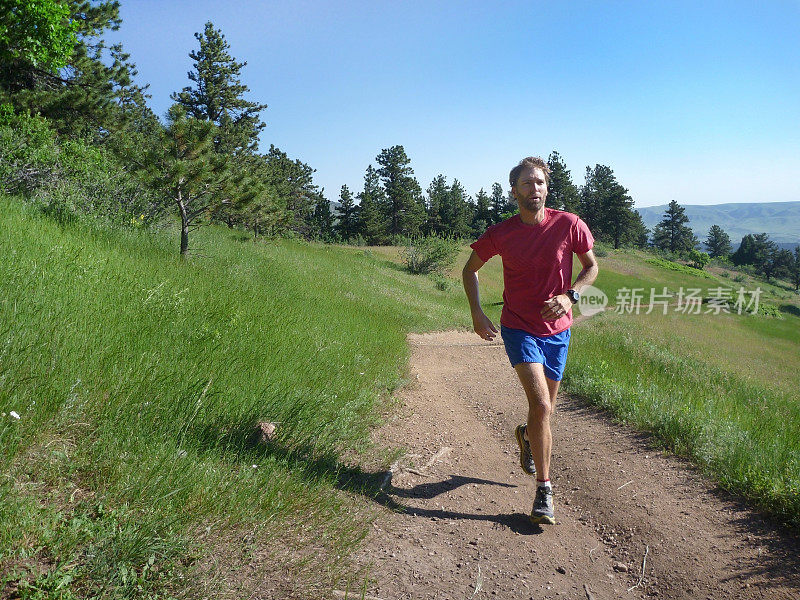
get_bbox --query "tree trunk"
[177,191,189,257]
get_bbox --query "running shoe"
[530,485,555,525]
[514,424,536,476]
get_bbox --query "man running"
[462,156,598,525]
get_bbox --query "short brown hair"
[509,156,551,188]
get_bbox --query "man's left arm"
[540,250,599,320]
[571,249,599,293]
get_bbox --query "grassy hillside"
[0,196,473,598]
[2,198,799,598]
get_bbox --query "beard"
[520,196,545,212]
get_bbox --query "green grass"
[0,195,473,598]
[3,200,800,597]
[564,311,800,526]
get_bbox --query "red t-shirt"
[470,209,594,336]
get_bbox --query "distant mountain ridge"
[636,201,800,246]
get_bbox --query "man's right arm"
[462,250,498,341]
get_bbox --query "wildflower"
[9,411,20,420]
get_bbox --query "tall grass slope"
[0,195,471,597]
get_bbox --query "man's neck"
[519,206,547,226]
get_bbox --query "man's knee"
[529,399,552,421]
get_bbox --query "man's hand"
[472,311,499,341]
[541,294,572,321]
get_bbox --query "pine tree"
[604,184,638,249]
[356,164,388,245]
[629,211,650,248]
[171,22,266,154]
[2,1,150,140]
[489,182,507,224]
[579,165,610,240]
[732,233,775,270]
[147,105,234,256]
[547,151,579,213]
[312,193,333,241]
[471,188,492,235]
[425,174,448,235]
[225,153,283,238]
[443,179,471,238]
[580,164,643,248]
[259,144,321,237]
[651,200,698,254]
[769,248,794,282]
[791,246,800,291]
[376,145,425,238]
[335,184,358,241]
[705,225,732,258]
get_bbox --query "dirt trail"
[348,330,800,600]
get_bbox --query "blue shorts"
[500,326,571,381]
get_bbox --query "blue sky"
[109,1,800,208]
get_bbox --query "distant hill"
[637,201,800,247]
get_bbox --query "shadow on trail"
[375,474,540,534]
[388,473,514,500]
[191,419,544,535]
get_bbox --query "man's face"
[513,166,548,213]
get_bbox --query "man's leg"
[514,362,553,480]
[546,377,560,408]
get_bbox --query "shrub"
[0,113,165,227]
[685,249,710,270]
[432,274,455,291]
[593,242,610,257]
[756,302,783,318]
[401,235,461,275]
[0,112,59,193]
[644,256,715,279]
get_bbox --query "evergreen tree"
[2,1,150,140]
[335,184,358,241]
[651,200,698,253]
[444,179,471,238]
[224,153,283,238]
[356,164,388,245]
[629,211,650,248]
[425,174,448,235]
[791,246,800,291]
[471,188,492,235]
[705,224,732,258]
[580,164,643,248]
[312,193,333,241]
[603,183,637,249]
[489,182,507,224]
[769,248,794,282]
[259,144,322,237]
[147,105,234,256]
[376,145,425,237]
[579,165,611,240]
[731,233,776,273]
[171,22,266,154]
[547,151,579,213]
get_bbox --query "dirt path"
[348,330,800,600]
